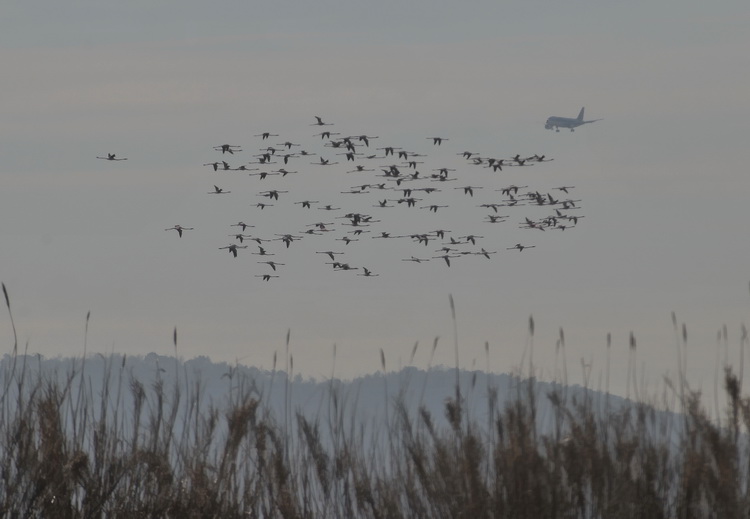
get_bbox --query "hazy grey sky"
[2,1,749,400]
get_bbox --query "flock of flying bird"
[103,116,584,280]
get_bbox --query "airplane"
[545,107,602,132]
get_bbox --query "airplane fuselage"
[545,107,601,132]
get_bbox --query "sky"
[2,1,749,402]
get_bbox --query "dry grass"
[2,288,750,517]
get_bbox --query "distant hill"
[1,351,656,438]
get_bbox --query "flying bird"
[165,225,193,237]
[258,261,285,271]
[214,144,242,154]
[219,244,248,257]
[433,254,459,267]
[311,116,333,126]
[230,222,254,232]
[403,256,430,263]
[316,251,344,261]
[507,243,536,252]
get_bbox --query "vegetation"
[1,284,750,518]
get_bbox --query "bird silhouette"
[259,261,285,271]
[214,144,242,154]
[312,116,333,126]
[507,243,536,252]
[230,222,254,232]
[97,153,127,161]
[316,251,344,261]
[165,225,193,237]
[219,244,248,257]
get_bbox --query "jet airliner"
[545,107,601,132]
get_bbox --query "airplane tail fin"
[577,107,585,121]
